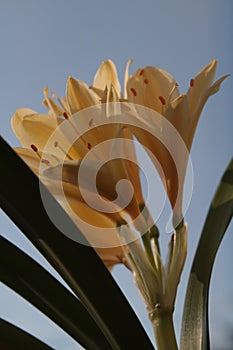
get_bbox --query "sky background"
[0,0,232,349]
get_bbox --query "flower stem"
[142,232,156,269]
[151,309,178,350]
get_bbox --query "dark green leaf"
[0,319,54,350]
[0,236,111,350]
[180,159,233,350]
[0,136,154,350]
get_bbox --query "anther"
[30,144,38,153]
[41,159,50,165]
[63,111,70,119]
[87,142,92,150]
[190,78,195,87]
[31,144,50,165]
[167,83,179,104]
[54,141,72,160]
[158,96,166,105]
[144,79,149,84]
[139,69,144,76]
[89,118,94,127]
[130,88,137,97]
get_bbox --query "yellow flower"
[11,60,150,267]
[125,60,229,222]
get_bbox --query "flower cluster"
[11,59,227,321]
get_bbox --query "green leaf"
[180,158,233,350]
[0,136,154,350]
[0,319,54,350]
[0,236,111,350]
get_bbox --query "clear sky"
[1,1,232,349]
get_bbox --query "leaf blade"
[0,136,154,350]
[0,319,54,350]
[0,236,111,350]
[180,158,233,350]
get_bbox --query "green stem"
[142,232,156,269]
[151,309,178,350]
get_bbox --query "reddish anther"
[54,141,59,148]
[144,79,149,84]
[30,144,38,153]
[190,79,195,87]
[63,111,69,119]
[87,142,92,150]
[158,96,166,105]
[130,88,137,97]
[41,159,50,165]
[139,69,144,76]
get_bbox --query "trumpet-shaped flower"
[126,60,228,222]
[11,61,152,267]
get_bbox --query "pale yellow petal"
[11,109,59,149]
[127,66,179,113]
[187,73,230,149]
[187,60,218,115]
[61,201,124,264]
[124,59,134,98]
[66,77,99,114]
[43,87,64,117]
[43,157,141,219]
[93,59,121,97]
[11,108,80,159]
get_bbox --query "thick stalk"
[142,232,156,269]
[151,309,178,350]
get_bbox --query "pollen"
[30,144,38,153]
[54,141,72,160]
[41,159,50,165]
[190,79,195,87]
[158,96,166,105]
[130,88,137,97]
[139,69,144,76]
[63,111,69,119]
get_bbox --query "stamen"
[63,111,70,119]
[158,96,166,105]
[167,83,179,104]
[41,159,50,165]
[130,88,137,97]
[30,144,38,153]
[139,69,144,76]
[54,141,72,160]
[87,142,92,150]
[144,79,149,84]
[31,144,50,166]
[63,111,90,151]
[52,92,70,114]
[190,79,195,87]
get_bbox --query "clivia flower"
[125,60,229,224]
[11,61,153,268]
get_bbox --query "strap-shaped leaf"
[0,319,54,350]
[0,236,111,350]
[0,136,154,350]
[180,158,233,350]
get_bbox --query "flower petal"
[11,109,81,159]
[187,60,218,115]
[127,66,179,113]
[93,60,121,98]
[43,87,64,117]
[66,77,99,114]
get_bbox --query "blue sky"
[1,1,232,349]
